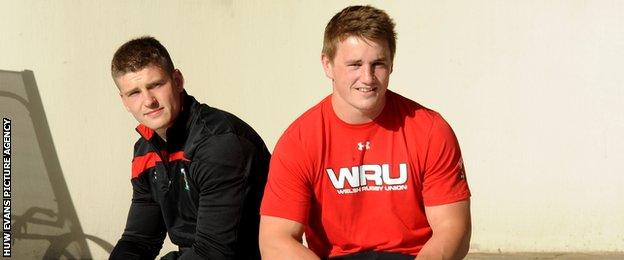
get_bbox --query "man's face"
[115,64,184,138]
[322,36,393,124]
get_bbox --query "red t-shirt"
[260,91,470,257]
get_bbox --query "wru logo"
[326,163,408,189]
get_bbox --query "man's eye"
[128,91,139,97]
[148,83,163,90]
[349,64,361,67]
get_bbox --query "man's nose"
[360,65,375,85]
[144,93,158,108]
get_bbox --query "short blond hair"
[322,5,397,62]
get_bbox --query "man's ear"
[172,69,184,92]
[321,54,334,80]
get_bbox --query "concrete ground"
[466,253,624,259]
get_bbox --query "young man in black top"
[109,36,270,260]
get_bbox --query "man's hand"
[259,216,320,260]
[416,199,471,260]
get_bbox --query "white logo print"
[181,168,190,191]
[326,163,409,194]
[357,141,371,151]
[457,158,466,180]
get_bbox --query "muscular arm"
[259,216,320,260]
[416,199,471,260]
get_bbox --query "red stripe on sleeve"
[169,151,190,162]
[132,152,161,178]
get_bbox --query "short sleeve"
[260,131,313,224]
[422,114,471,206]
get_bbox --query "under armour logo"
[357,141,371,151]
[457,158,466,180]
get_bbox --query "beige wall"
[1,1,623,258]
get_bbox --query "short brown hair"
[111,36,174,78]
[322,5,397,62]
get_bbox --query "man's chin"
[355,102,383,111]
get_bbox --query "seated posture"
[109,36,270,260]
[259,5,471,260]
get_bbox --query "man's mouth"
[355,87,377,93]
[144,107,164,116]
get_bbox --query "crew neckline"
[324,92,391,129]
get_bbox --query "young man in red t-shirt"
[259,5,471,260]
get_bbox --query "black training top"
[109,92,270,259]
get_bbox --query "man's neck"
[156,129,167,142]
[334,110,378,124]
[331,96,386,124]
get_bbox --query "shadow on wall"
[0,70,113,259]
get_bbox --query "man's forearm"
[260,236,320,260]
[415,229,470,260]
[177,247,210,260]
[418,200,472,260]
[109,239,162,260]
